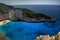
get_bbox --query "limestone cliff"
[0,3,56,22]
[35,32,60,40]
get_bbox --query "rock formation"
[0,3,56,23]
[55,32,60,40]
[35,32,60,40]
[0,32,9,40]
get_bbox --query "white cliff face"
[0,20,10,26]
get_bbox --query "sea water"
[0,5,60,40]
[0,21,60,40]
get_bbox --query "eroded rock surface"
[0,32,9,40]
[0,3,56,23]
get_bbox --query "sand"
[0,20,10,26]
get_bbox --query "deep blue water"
[0,5,60,40]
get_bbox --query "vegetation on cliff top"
[0,3,55,22]
[17,8,35,14]
[0,3,14,14]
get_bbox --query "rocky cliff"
[35,32,60,40]
[0,32,9,40]
[0,3,56,22]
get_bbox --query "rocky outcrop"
[0,3,56,22]
[35,32,60,40]
[0,32,9,40]
[0,3,14,21]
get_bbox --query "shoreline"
[0,20,10,26]
[35,32,60,40]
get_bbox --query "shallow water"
[0,21,60,40]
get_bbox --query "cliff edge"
[0,3,56,23]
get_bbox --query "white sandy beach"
[0,20,10,26]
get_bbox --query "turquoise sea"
[0,5,60,40]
